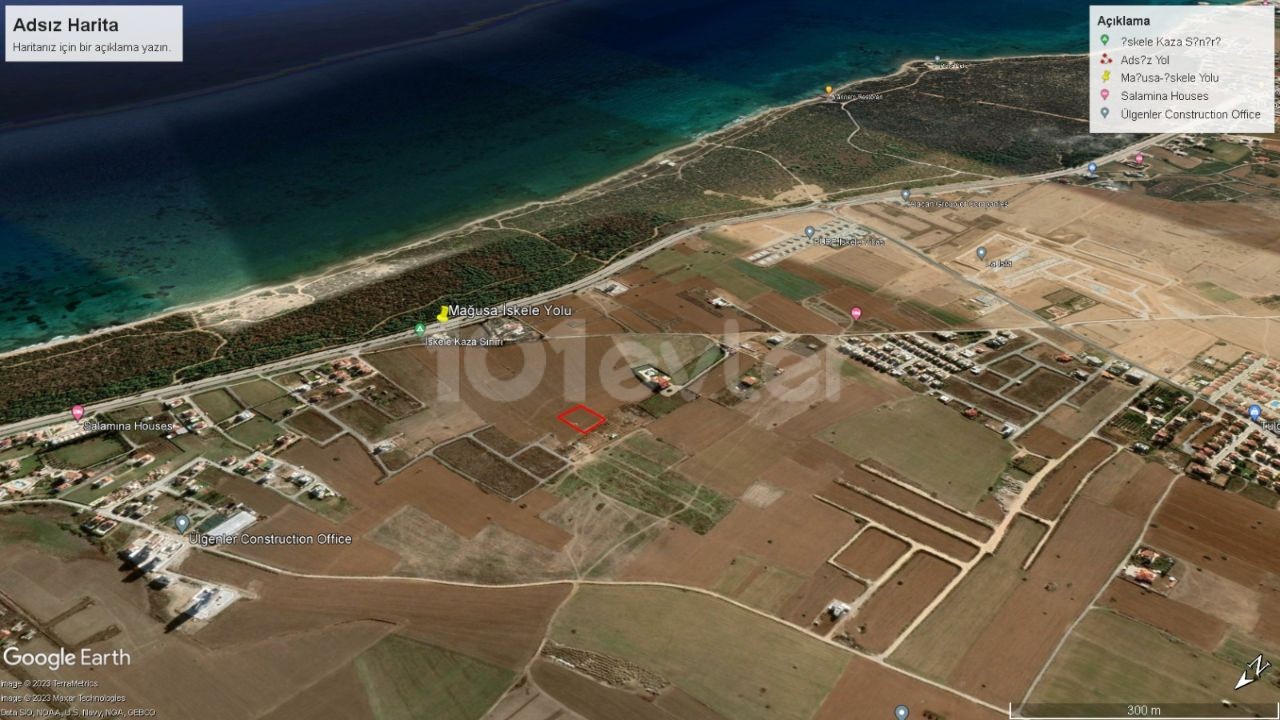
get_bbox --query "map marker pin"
[1087,161,1098,175]
[414,322,426,336]
[1100,88,1109,100]
[900,188,911,202]
[850,306,862,321]
[174,514,191,534]
[1135,152,1144,165]
[1100,107,1109,118]
[71,404,85,422]
[976,246,987,262]
[1249,404,1263,421]
[895,705,910,720]
[805,226,815,239]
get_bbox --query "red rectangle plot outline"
[557,404,606,434]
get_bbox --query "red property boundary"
[557,403,606,434]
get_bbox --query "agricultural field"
[549,585,849,720]
[355,635,514,720]
[820,395,1015,512]
[1027,610,1280,713]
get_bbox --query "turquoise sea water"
[0,0,1187,352]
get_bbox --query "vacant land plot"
[355,635,514,720]
[1004,367,1078,410]
[228,415,284,449]
[193,388,243,422]
[1024,438,1115,521]
[816,655,1004,720]
[436,437,539,499]
[940,378,1037,426]
[1099,578,1229,652]
[550,585,849,720]
[230,379,288,408]
[821,395,1014,512]
[333,400,395,442]
[990,354,1034,377]
[647,399,748,454]
[531,660,708,720]
[41,433,129,469]
[561,459,732,535]
[834,527,910,580]
[285,409,343,442]
[1028,609,1280,711]
[710,555,806,615]
[512,446,566,479]
[473,426,524,456]
[839,466,994,541]
[1017,424,1076,458]
[818,483,979,562]
[848,552,958,653]
[891,515,1046,681]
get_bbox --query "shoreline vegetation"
[0,53,1136,423]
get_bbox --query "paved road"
[0,133,1169,436]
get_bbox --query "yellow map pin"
[825,85,833,95]
[436,305,450,323]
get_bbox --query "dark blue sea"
[0,0,1197,351]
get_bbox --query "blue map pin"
[174,514,191,534]
[1087,161,1098,174]
[895,705,910,720]
[1249,404,1263,421]
[976,246,987,262]
[901,188,911,201]
[805,226,815,238]
[1100,107,1110,118]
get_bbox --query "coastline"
[0,51,1081,362]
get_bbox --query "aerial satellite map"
[0,0,1278,717]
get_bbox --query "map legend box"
[1090,5,1275,133]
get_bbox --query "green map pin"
[1100,34,1109,45]
[414,322,426,336]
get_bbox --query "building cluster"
[1121,546,1177,593]
[288,357,377,404]
[837,331,992,384]
[0,606,39,651]
[1188,411,1280,489]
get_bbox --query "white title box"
[1090,5,1274,134]
[6,5,183,62]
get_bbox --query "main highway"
[0,132,1170,436]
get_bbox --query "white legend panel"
[1090,5,1275,134]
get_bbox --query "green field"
[1029,609,1280,710]
[820,395,1014,511]
[729,260,825,300]
[355,635,514,720]
[0,511,87,558]
[563,458,733,535]
[192,389,244,422]
[1192,281,1242,304]
[227,415,284,449]
[550,585,849,720]
[41,434,130,469]
[230,379,288,408]
[890,515,1045,680]
[615,335,716,384]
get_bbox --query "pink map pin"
[850,307,862,321]
[71,404,85,422]
[1100,89,1109,100]
[1135,152,1144,164]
